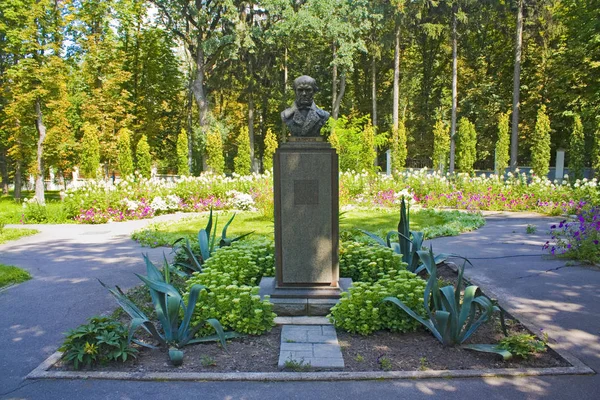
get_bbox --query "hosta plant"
[59,316,137,369]
[383,248,511,359]
[101,254,238,366]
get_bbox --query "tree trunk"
[14,160,22,200]
[248,89,257,172]
[191,43,208,170]
[371,54,378,168]
[34,98,46,205]
[332,42,338,119]
[511,0,523,172]
[332,73,345,120]
[449,3,458,174]
[0,150,8,195]
[392,21,401,170]
[281,46,289,137]
[186,77,194,173]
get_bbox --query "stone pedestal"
[260,140,346,315]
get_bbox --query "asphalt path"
[0,211,598,400]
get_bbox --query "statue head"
[293,75,318,109]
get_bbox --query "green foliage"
[495,112,510,175]
[262,128,278,171]
[432,119,450,172]
[392,119,408,171]
[569,114,586,180]
[184,239,276,336]
[80,123,101,178]
[176,129,190,176]
[531,106,551,177]
[456,118,477,173]
[234,126,252,175]
[497,333,547,359]
[135,135,152,178]
[283,356,312,372]
[116,128,134,177]
[59,316,137,370]
[205,129,225,174]
[329,269,427,335]
[593,124,600,179]
[0,264,32,288]
[384,248,508,358]
[328,115,382,172]
[101,254,231,365]
[339,241,405,282]
[172,209,253,276]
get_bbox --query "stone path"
[278,324,344,369]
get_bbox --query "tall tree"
[495,112,510,176]
[530,105,551,177]
[456,117,477,173]
[510,0,524,171]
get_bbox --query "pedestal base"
[259,277,352,316]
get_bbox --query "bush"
[432,119,450,172]
[262,128,278,171]
[497,334,547,359]
[339,241,405,282]
[177,129,190,176]
[234,126,252,175]
[117,128,134,177]
[531,106,551,177]
[329,270,426,335]
[59,316,137,369]
[495,112,510,175]
[205,129,225,174]
[456,117,477,173]
[544,206,600,264]
[136,135,152,178]
[184,239,276,336]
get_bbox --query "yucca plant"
[361,197,445,273]
[100,254,239,366]
[383,247,511,359]
[173,208,253,276]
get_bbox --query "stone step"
[278,325,344,370]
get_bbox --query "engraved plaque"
[294,179,319,205]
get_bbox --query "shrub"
[339,241,404,283]
[117,128,134,177]
[531,106,551,177]
[432,119,450,172]
[569,114,585,180]
[234,126,252,175]
[495,112,510,175]
[544,206,600,264]
[59,316,137,369]
[262,128,278,171]
[329,269,426,335]
[136,135,152,178]
[177,129,190,176]
[183,239,276,336]
[456,117,477,173]
[593,123,600,179]
[497,333,547,359]
[205,129,225,174]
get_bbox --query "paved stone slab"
[278,325,344,369]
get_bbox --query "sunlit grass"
[0,264,32,288]
[0,192,71,224]
[0,228,40,244]
[132,208,485,247]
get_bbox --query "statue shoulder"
[315,107,330,120]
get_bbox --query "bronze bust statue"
[281,75,330,137]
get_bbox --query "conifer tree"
[360,121,377,173]
[116,128,133,177]
[176,129,189,176]
[456,117,477,173]
[136,135,152,178]
[593,123,600,179]
[262,128,278,171]
[530,106,551,177]
[432,119,450,172]
[234,126,252,175]
[205,129,225,174]
[569,114,585,180]
[495,112,510,176]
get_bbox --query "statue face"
[295,83,314,109]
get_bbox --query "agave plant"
[361,197,445,273]
[382,247,512,359]
[100,254,239,366]
[173,208,253,276]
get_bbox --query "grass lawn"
[0,264,32,288]
[132,208,485,247]
[1,192,71,224]
[0,228,40,244]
